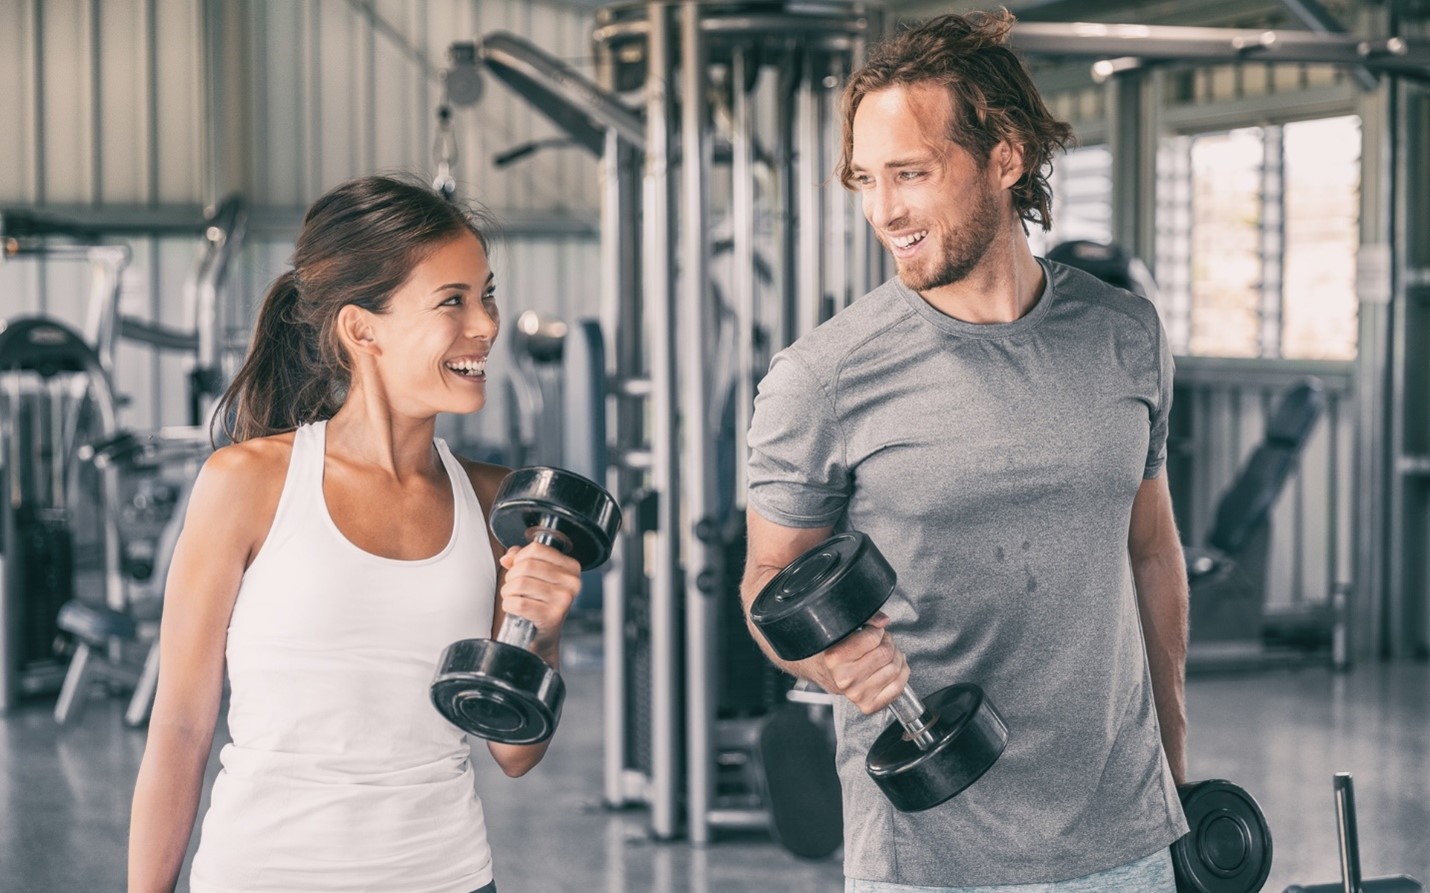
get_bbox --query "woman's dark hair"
[215,175,491,443]
[837,9,1074,232]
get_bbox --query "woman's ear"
[336,304,381,358]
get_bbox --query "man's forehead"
[851,85,957,164]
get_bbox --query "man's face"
[848,83,1009,292]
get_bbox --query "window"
[1281,117,1360,360]
[1155,116,1360,359]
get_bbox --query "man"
[741,10,1190,892]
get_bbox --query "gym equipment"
[1,199,245,716]
[0,318,121,713]
[1173,779,1274,893]
[1282,773,1425,893]
[431,467,621,744]
[1182,379,1345,672]
[750,532,1009,812]
[505,311,569,469]
[756,700,843,860]
[443,0,885,841]
[52,427,208,726]
[1047,239,1159,300]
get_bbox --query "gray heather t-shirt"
[746,259,1189,886]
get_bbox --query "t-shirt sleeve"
[745,351,851,527]
[1144,311,1175,479]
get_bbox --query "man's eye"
[899,170,922,180]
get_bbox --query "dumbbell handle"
[887,686,938,751]
[493,513,570,652]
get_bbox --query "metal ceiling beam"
[1278,0,1380,90]
[1009,22,1429,78]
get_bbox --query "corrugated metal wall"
[0,0,602,446]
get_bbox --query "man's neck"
[917,234,1045,325]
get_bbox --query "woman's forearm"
[128,726,214,893]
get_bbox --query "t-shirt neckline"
[894,256,1056,340]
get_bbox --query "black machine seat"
[57,600,137,646]
[0,317,106,379]
[1185,377,1341,663]
[1205,378,1327,556]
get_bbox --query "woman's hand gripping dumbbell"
[750,531,1008,811]
[431,467,621,745]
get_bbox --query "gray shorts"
[845,848,1175,893]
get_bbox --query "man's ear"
[992,139,1027,190]
[336,304,381,358]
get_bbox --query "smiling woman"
[213,176,497,442]
[126,174,584,893]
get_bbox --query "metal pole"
[1333,773,1363,893]
[732,46,756,506]
[679,0,717,846]
[599,126,629,809]
[642,0,681,841]
[796,52,822,338]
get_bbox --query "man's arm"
[741,508,911,714]
[1128,472,1189,785]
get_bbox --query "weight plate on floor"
[865,682,1009,812]
[750,531,896,662]
[489,466,622,570]
[431,638,565,745]
[1173,779,1273,893]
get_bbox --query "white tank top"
[190,421,497,893]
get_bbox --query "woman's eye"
[483,290,498,305]
[441,293,463,306]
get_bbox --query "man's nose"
[863,183,903,231]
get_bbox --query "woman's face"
[366,230,499,419]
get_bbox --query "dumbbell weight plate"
[1173,779,1273,893]
[489,467,622,570]
[750,532,896,662]
[431,638,565,745]
[865,682,1009,812]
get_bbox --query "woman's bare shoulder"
[187,432,299,528]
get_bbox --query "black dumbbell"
[1173,779,1273,893]
[430,466,621,745]
[750,531,1008,812]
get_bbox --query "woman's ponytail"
[212,271,341,444]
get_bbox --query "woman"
[128,175,581,893]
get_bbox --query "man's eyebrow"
[849,155,936,174]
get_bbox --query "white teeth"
[892,230,928,249]
[445,359,486,376]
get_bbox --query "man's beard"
[893,182,1001,292]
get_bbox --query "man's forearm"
[740,565,837,691]
[1133,550,1189,784]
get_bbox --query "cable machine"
[443,0,882,842]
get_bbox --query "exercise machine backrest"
[1207,378,1326,555]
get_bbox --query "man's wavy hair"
[837,9,1073,232]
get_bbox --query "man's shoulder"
[1046,260,1162,334]
[779,278,915,375]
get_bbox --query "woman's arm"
[128,442,285,892]
[465,463,583,777]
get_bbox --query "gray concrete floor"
[2,640,1427,892]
